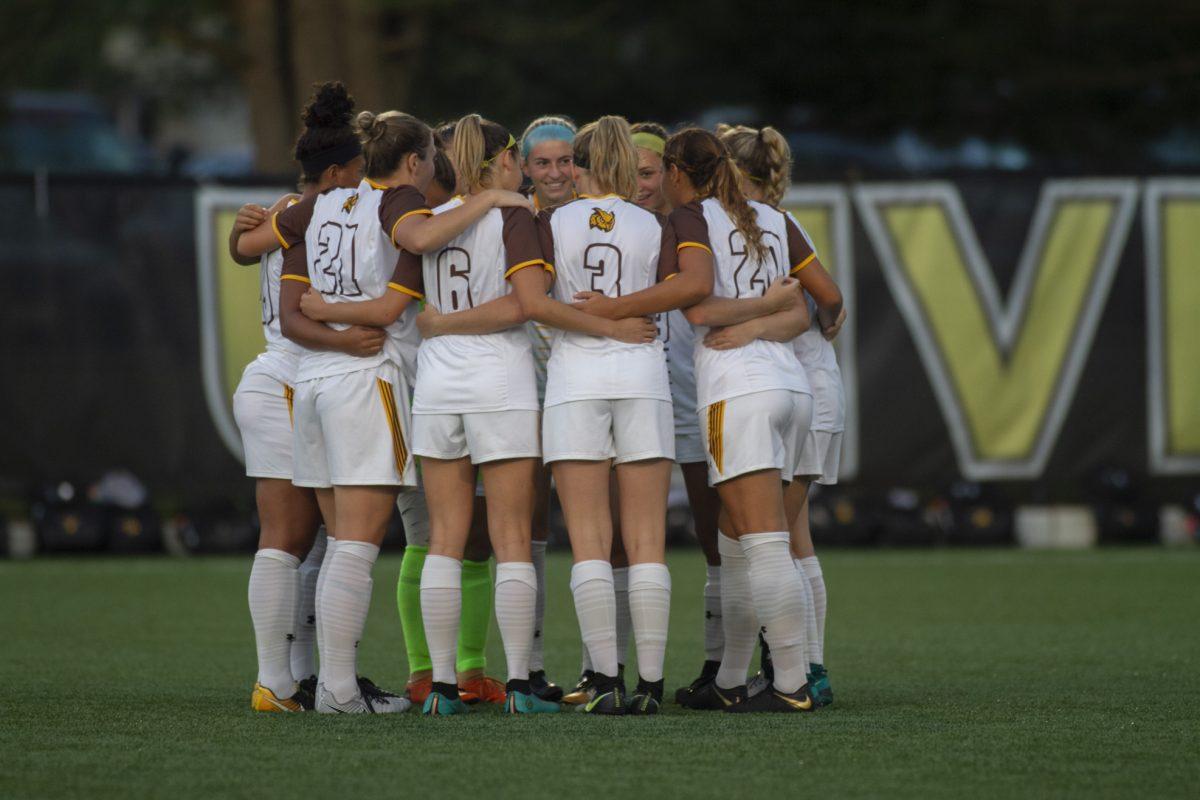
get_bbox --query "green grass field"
[2,549,1198,799]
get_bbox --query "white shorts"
[699,390,812,485]
[794,429,843,485]
[543,399,674,465]
[292,361,416,489]
[413,409,540,464]
[674,429,707,464]
[232,368,294,480]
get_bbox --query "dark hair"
[355,110,433,179]
[295,82,360,182]
[434,121,456,147]
[664,127,767,260]
[631,121,668,139]
[432,147,456,195]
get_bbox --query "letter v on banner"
[855,180,1138,480]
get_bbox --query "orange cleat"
[458,675,506,705]
[406,677,432,705]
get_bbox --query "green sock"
[398,545,431,674]
[456,558,492,673]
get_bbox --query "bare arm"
[794,257,843,332]
[279,279,387,355]
[418,295,528,338]
[236,195,298,259]
[702,304,811,351]
[573,248,714,320]
[228,203,267,266]
[393,189,533,254]
[510,266,657,343]
[299,287,416,328]
[683,275,801,327]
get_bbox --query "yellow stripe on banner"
[790,252,815,274]
[389,208,434,247]
[677,242,713,255]
[271,212,289,250]
[284,385,295,428]
[707,401,725,475]
[376,378,408,475]
[1163,198,1200,455]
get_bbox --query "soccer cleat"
[561,670,596,705]
[503,679,560,714]
[746,671,769,697]
[406,677,432,705]
[296,675,317,711]
[529,670,563,703]
[251,682,304,713]
[458,675,506,705]
[422,683,470,716]
[357,676,410,709]
[725,683,817,714]
[315,682,412,714]
[626,678,664,716]
[582,674,626,715]
[680,681,747,711]
[674,660,720,705]
[759,632,774,684]
[809,664,833,707]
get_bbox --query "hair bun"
[355,110,387,142]
[302,81,355,129]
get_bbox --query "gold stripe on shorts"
[376,378,408,475]
[284,384,295,428]
[707,400,725,475]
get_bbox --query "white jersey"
[281,180,422,384]
[406,198,541,414]
[685,198,810,408]
[542,195,671,407]
[657,308,699,434]
[248,246,302,384]
[785,212,845,433]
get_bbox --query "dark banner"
[1,175,1197,511]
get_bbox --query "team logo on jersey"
[342,194,359,213]
[589,206,615,232]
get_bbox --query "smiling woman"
[520,115,577,211]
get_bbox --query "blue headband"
[521,123,575,157]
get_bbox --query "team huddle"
[228,82,845,716]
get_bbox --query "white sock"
[580,641,593,673]
[703,563,723,663]
[530,540,548,671]
[795,558,819,669]
[495,561,538,682]
[613,566,632,667]
[314,536,336,663]
[249,548,300,698]
[741,532,808,694]
[420,554,462,685]
[290,528,326,681]
[715,534,757,689]
[570,560,618,677]
[799,556,827,665]
[628,562,671,682]
[317,540,379,703]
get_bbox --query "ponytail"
[718,123,792,206]
[453,113,513,192]
[355,109,432,180]
[664,127,768,260]
[573,115,638,199]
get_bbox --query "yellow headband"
[482,133,517,167]
[632,132,665,156]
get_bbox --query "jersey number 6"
[436,247,473,311]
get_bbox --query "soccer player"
[228,82,373,713]
[627,122,726,704]
[658,128,841,713]
[512,116,709,714]
[718,124,847,706]
[275,107,530,713]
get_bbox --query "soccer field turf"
[2,549,1197,799]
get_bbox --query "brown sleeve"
[281,242,310,284]
[656,216,680,282]
[502,207,547,279]
[669,201,710,254]
[379,185,433,248]
[784,212,816,274]
[388,250,425,299]
[535,208,556,275]
[273,193,318,250]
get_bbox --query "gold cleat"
[251,682,304,712]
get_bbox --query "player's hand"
[704,322,758,350]
[299,288,331,321]
[234,203,268,234]
[608,316,658,344]
[485,188,536,213]
[344,325,386,357]
[822,307,847,341]
[765,275,801,312]
[416,303,443,338]
[572,291,621,319]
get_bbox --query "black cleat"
[296,675,317,711]
[725,682,817,714]
[626,678,664,715]
[680,680,747,710]
[674,660,720,705]
[529,669,563,703]
[582,673,626,715]
[357,675,406,706]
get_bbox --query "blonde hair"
[355,110,432,179]
[717,124,792,206]
[452,113,513,192]
[664,127,768,260]
[573,116,639,199]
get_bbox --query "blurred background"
[2,0,1198,557]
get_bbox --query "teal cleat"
[422,684,470,716]
[504,690,560,714]
[809,664,833,707]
